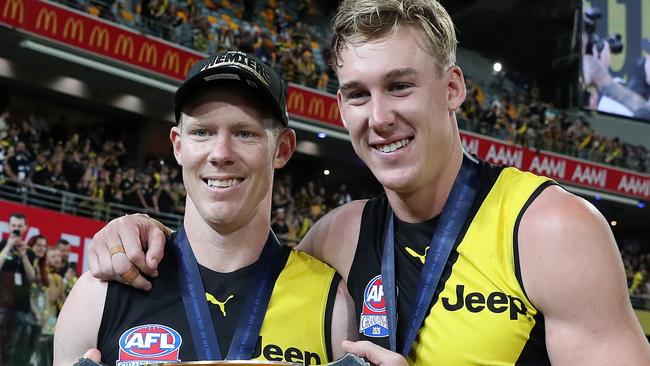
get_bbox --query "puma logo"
[405,246,430,264]
[206,293,234,316]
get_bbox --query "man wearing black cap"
[53,51,356,366]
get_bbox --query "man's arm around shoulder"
[297,200,366,281]
[54,272,107,366]
[519,186,650,365]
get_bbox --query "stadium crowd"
[0,110,188,216]
[0,212,78,366]
[622,237,650,299]
[58,0,337,92]
[460,80,650,173]
[51,0,650,173]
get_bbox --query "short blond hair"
[330,0,457,74]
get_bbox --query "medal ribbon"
[381,154,480,356]
[174,227,286,360]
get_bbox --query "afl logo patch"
[117,324,182,365]
[359,275,389,337]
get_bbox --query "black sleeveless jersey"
[98,233,339,365]
[347,160,553,364]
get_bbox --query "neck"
[385,141,464,223]
[183,201,271,273]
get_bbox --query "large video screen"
[581,0,650,122]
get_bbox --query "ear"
[273,128,296,169]
[447,66,467,112]
[336,90,349,129]
[170,125,183,166]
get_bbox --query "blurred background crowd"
[1,213,77,365]
[0,0,649,363]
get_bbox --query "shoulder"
[54,272,107,365]
[519,185,609,257]
[517,184,625,313]
[517,185,650,364]
[317,199,368,229]
[59,271,107,316]
[296,200,368,280]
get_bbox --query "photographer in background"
[0,212,37,366]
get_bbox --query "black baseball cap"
[174,50,289,126]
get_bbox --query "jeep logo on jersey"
[441,284,529,320]
[359,275,389,337]
[118,324,182,365]
[251,336,322,365]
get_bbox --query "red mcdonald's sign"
[0,0,202,81]
[286,84,344,128]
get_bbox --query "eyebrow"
[339,68,419,92]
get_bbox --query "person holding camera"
[0,212,37,366]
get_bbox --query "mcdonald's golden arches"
[2,0,24,24]
[138,43,158,67]
[89,25,110,51]
[114,34,134,59]
[63,18,83,43]
[36,8,57,34]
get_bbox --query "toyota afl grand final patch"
[359,275,389,337]
[118,324,182,365]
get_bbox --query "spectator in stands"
[18,119,38,148]
[27,235,48,285]
[629,265,647,295]
[0,212,37,366]
[152,178,176,214]
[50,162,70,192]
[26,235,53,366]
[331,184,352,206]
[271,208,291,243]
[137,173,156,211]
[120,167,140,207]
[31,151,52,188]
[33,245,67,366]
[62,150,85,194]
[104,170,123,205]
[297,50,319,88]
[296,202,323,240]
[111,0,137,27]
[55,239,75,277]
[5,140,33,191]
[272,180,293,211]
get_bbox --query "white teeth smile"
[206,178,242,188]
[375,138,412,153]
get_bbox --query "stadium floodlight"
[493,62,503,73]
[19,40,178,93]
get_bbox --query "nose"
[368,95,396,132]
[207,133,236,167]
